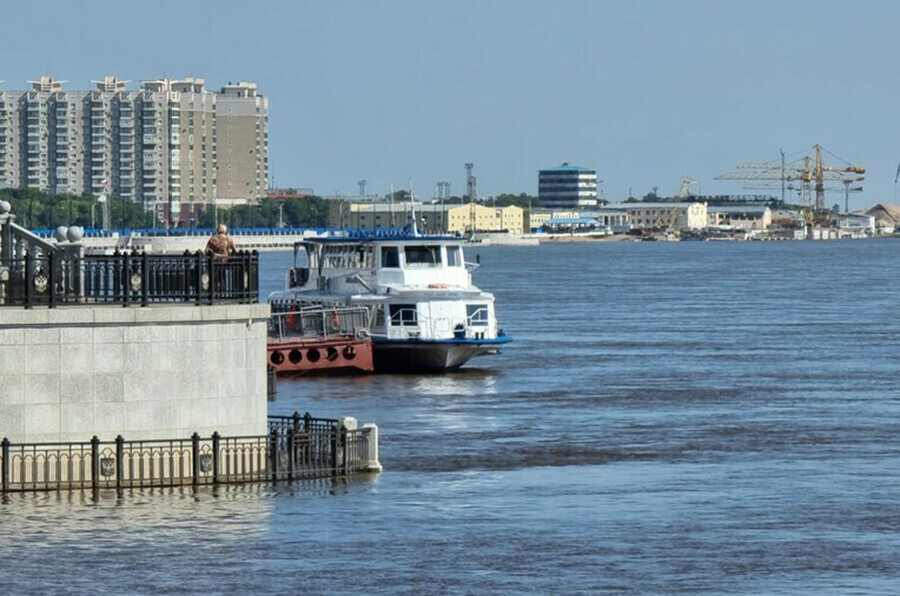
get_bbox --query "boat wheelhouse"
[269,232,511,372]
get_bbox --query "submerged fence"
[0,413,380,493]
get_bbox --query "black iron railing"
[0,250,259,307]
[0,413,378,493]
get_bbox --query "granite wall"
[0,303,270,443]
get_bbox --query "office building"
[538,163,598,209]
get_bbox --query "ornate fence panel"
[120,437,196,489]
[1,250,258,308]
[4,439,95,491]
[218,435,269,483]
[344,429,371,475]
[0,413,377,493]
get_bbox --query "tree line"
[0,188,330,230]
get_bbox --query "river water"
[3,240,900,594]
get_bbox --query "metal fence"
[267,306,371,342]
[0,250,259,308]
[0,413,378,493]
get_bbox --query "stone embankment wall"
[0,303,270,443]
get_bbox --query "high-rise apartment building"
[538,163,598,209]
[216,82,268,207]
[0,75,268,224]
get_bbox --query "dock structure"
[0,201,381,493]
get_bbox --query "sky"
[2,0,899,210]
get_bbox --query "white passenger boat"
[269,228,511,373]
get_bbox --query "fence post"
[90,435,100,488]
[341,424,349,476]
[48,251,56,308]
[269,428,280,481]
[141,251,149,307]
[1,437,9,492]
[208,252,215,305]
[244,250,252,303]
[287,428,296,481]
[191,432,200,486]
[24,251,32,309]
[304,411,312,433]
[331,425,339,477]
[251,251,259,304]
[123,250,131,307]
[194,251,203,306]
[115,434,124,490]
[212,431,220,485]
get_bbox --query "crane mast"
[716,144,865,226]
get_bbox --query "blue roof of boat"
[546,217,599,225]
[304,227,466,243]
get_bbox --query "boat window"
[466,304,489,325]
[446,246,462,267]
[381,246,400,268]
[389,304,417,326]
[404,245,442,267]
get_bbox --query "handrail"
[382,306,489,340]
[267,306,371,342]
[0,249,259,307]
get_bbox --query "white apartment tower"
[0,75,268,223]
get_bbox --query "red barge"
[267,305,374,375]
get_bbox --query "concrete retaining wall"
[0,303,270,443]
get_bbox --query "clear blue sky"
[2,0,898,209]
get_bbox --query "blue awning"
[545,217,599,225]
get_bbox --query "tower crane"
[676,178,698,199]
[715,144,865,225]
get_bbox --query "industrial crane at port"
[715,144,865,224]
[676,178,698,199]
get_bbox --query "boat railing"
[380,307,488,341]
[268,305,371,342]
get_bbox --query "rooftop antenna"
[465,163,477,234]
[438,181,451,233]
[408,177,419,236]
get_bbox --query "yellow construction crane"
[715,144,865,226]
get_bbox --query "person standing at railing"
[205,224,237,260]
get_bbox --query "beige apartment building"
[329,201,525,235]
[216,82,268,207]
[607,201,708,230]
[0,75,267,224]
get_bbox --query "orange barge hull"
[267,337,374,374]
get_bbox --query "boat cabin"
[288,237,475,293]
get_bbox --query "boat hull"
[268,336,374,375]
[372,338,510,373]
